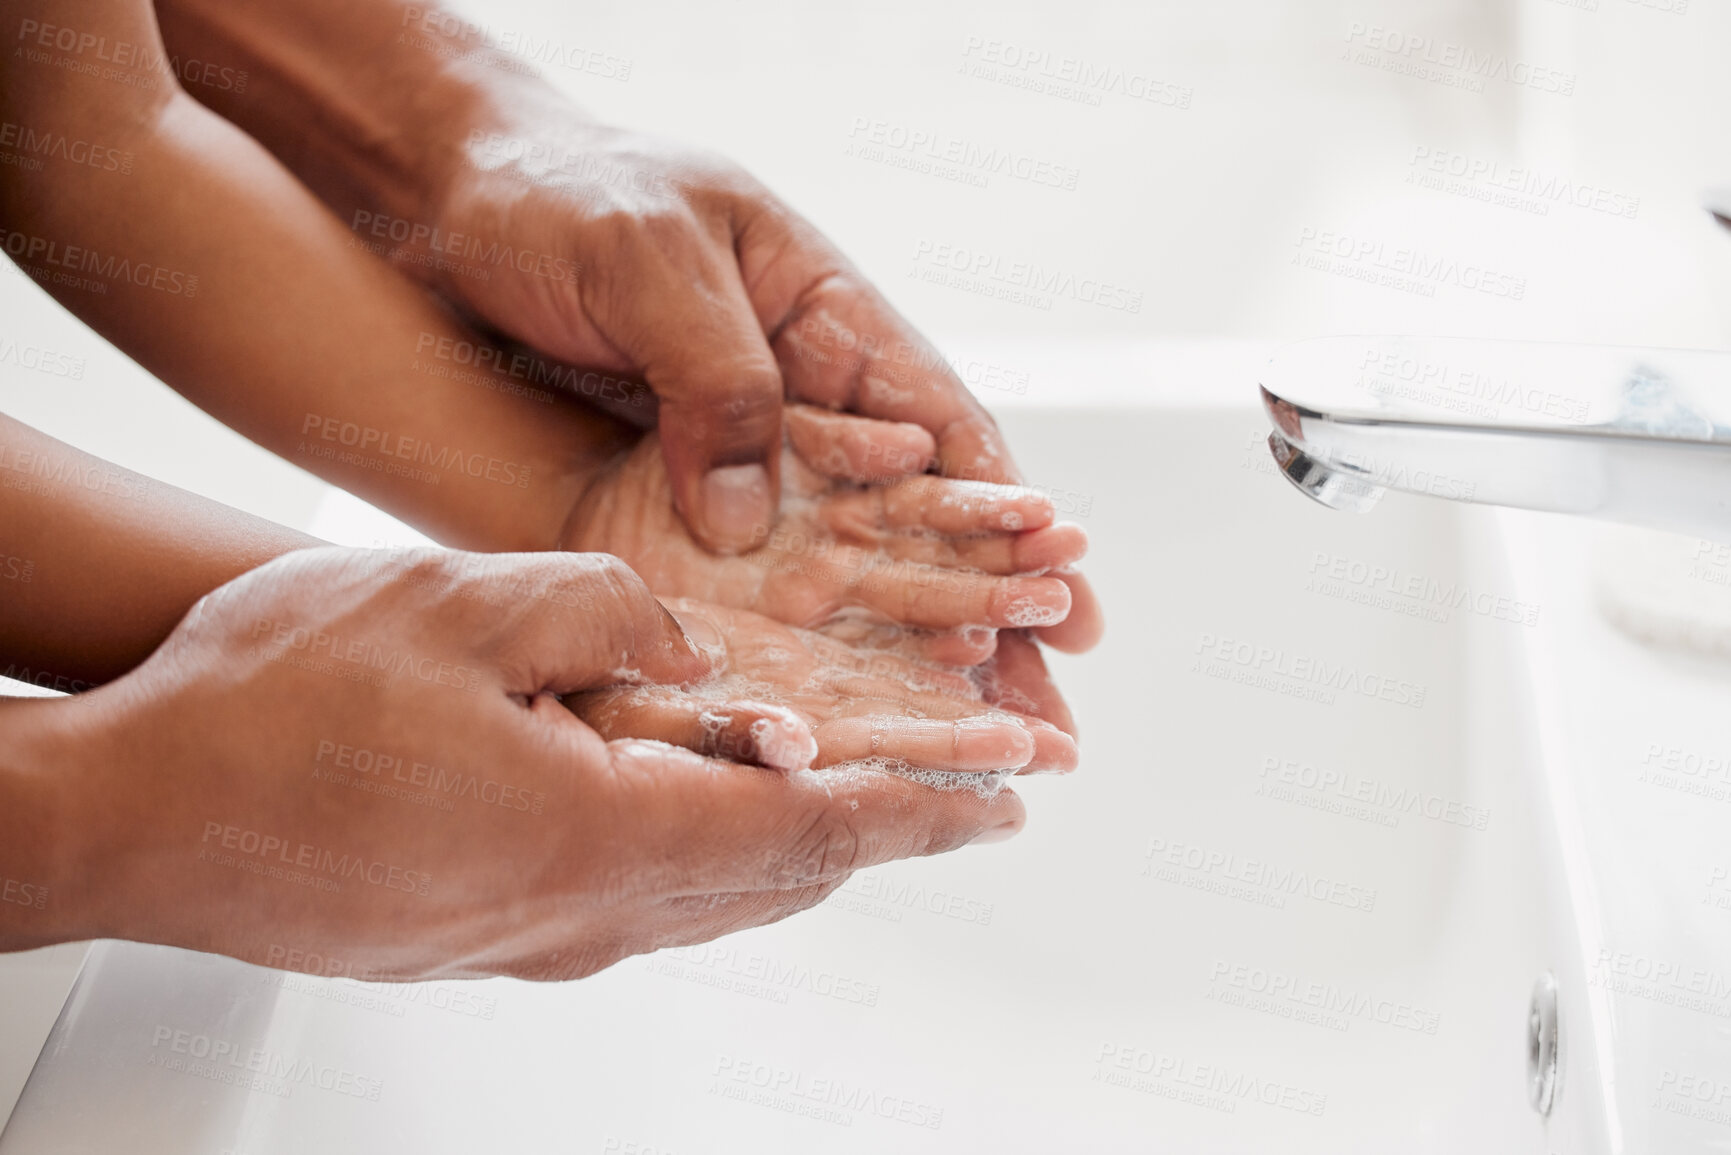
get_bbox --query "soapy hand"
[29,547,1023,980]
[566,405,1089,654]
[570,598,1079,776]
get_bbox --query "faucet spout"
[1259,337,1731,539]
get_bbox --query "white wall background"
[2,0,1729,523]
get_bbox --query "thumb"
[469,552,709,694]
[631,265,784,555]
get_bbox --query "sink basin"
[3,380,1717,1153]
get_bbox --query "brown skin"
[0,0,1085,719]
[0,413,320,685]
[0,0,1086,974]
[1,547,1024,979]
[570,412,1086,637]
[583,599,1078,775]
[149,0,1103,647]
[0,420,1042,972]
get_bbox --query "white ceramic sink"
[2,373,1723,1152]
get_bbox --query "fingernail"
[956,715,1035,767]
[969,819,1022,845]
[669,608,723,649]
[701,464,772,553]
[750,714,818,773]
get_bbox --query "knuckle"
[776,803,862,886]
[563,551,649,606]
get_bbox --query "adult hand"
[148,0,1103,644]
[20,548,1022,980]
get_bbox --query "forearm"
[0,695,96,950]
[0,413,318,684]
[0,1,629,553]
[152,0,571,231]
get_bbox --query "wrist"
[415,79,601,288]
[0,696,104,951]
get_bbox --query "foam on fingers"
[812,714,1035,772]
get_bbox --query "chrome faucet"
[1260,337,1731,539]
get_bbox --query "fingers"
[569,687,818,772]
[623,226,786,555]
[1018,717,1081,775]
[613,738,1026,895]
[915,626,1000,666]
[427,551,709,695]
[973,629,1077,738]
[814,614,1000,666]
[955,523,1090,574]
[823,477,1055,538]
[784,403,935,482]
[810,714,1035,771]
[847,566,1072,633]
[801,631,982,698]
[764,277,1023,487]
[1032,568,1105,653]
[845,522,1089,577]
